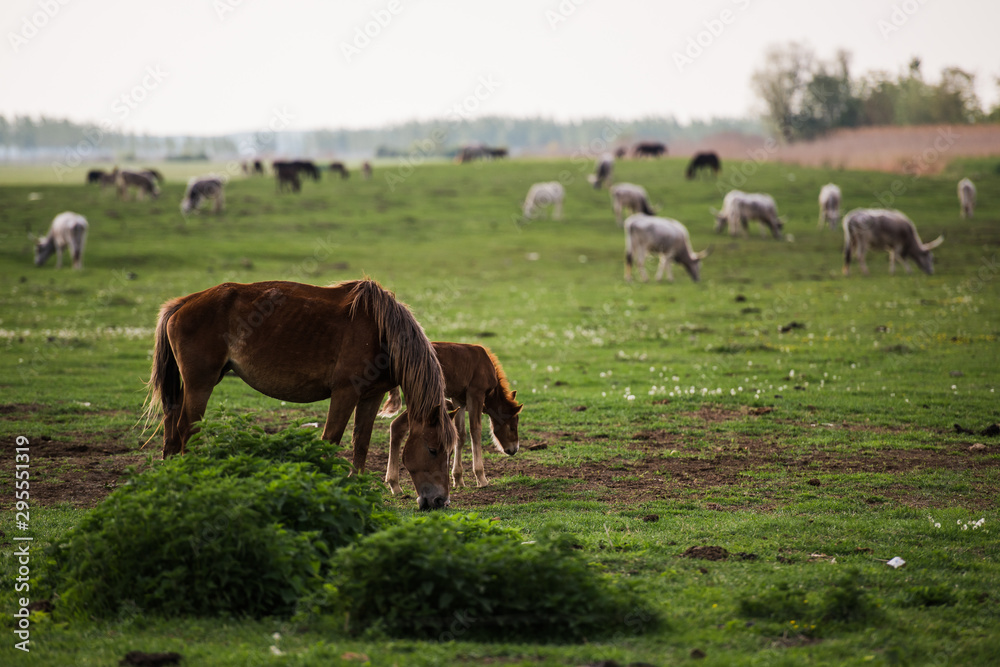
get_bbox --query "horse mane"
[347,279,449,422]
[484,346,519,407]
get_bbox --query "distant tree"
[753,43,994,141]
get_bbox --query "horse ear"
[448,406,461,420]
[511,390,517,400]
[514,403,523,414]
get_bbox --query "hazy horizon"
[4,0,999,137]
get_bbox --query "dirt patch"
[0,430,149,510]
[5,416,999,511]
[681,545,730,561]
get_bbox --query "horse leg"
[349,393,384,474]
[172,382,215,456]
[451,406,468,488]
[466,397,489,487]
[385,410,409,494]
[321,385,358,447]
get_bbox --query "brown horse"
[145,279,458,509]
[379,342,522,492]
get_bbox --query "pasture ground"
[1,154,999,665]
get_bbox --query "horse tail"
[378,386,403,418]
[142,298,185,433]
[640,197,655,215]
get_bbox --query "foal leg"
[451,407,468,487]
[385,410,409,495]
[466,397,490,487]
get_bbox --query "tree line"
[752,43,998,142]
[0,114,761,160]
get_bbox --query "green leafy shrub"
[738,568,882,637]
[43,417,388,618]
[302,513,658,642]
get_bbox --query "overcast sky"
[3,0,999,135]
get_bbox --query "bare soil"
[2,402,997,511]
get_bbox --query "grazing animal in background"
[487,147,509,159]
[610,182,655,226]
[140,168,164,184]
[588,153,614,189]
[712,190,783,239]
[86,169,106,184]
[456,145,487,163]
[633,141,667,158]
[361,161,373,180]
[98,169,118,189]
[329,161,350,179]
[274,162,301,193]
[145,279,458,510]
[116,170,160,200]
[842,208,943,276]
[290,160,321,181]
[180,176,225,215]
[685,151,721,179]
[253,160,265,176]
[958,178,976,219]
[380,342,523,492]
[522,182,565,220]
[34,211,88,270]
[614,146,628,159]
[818,183,842,229]
[624,214,709,283]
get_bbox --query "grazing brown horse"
[145,279,458,510]
[380,342,522,492]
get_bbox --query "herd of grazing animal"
[31,156,979,508]
[521,151,974,284]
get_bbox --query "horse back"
[165,281,391,403]
[432,342,508,404]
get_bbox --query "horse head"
[403,405,458,510]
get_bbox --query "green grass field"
[1,155,999,665]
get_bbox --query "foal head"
[403,405,458,510]
[488,389,522,456]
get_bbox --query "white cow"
[181,175,226,215]
[522,182,565,220]
[958,178,976,219]
[818,183,842,229]
[624,214,709,283]
[35,212,88,269]
[842,208,943,276]
[610,183,655,226]
[712,190,783,239]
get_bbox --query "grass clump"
[42,415,388,619]
[738,568,883,637]
[303,513,659,642]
